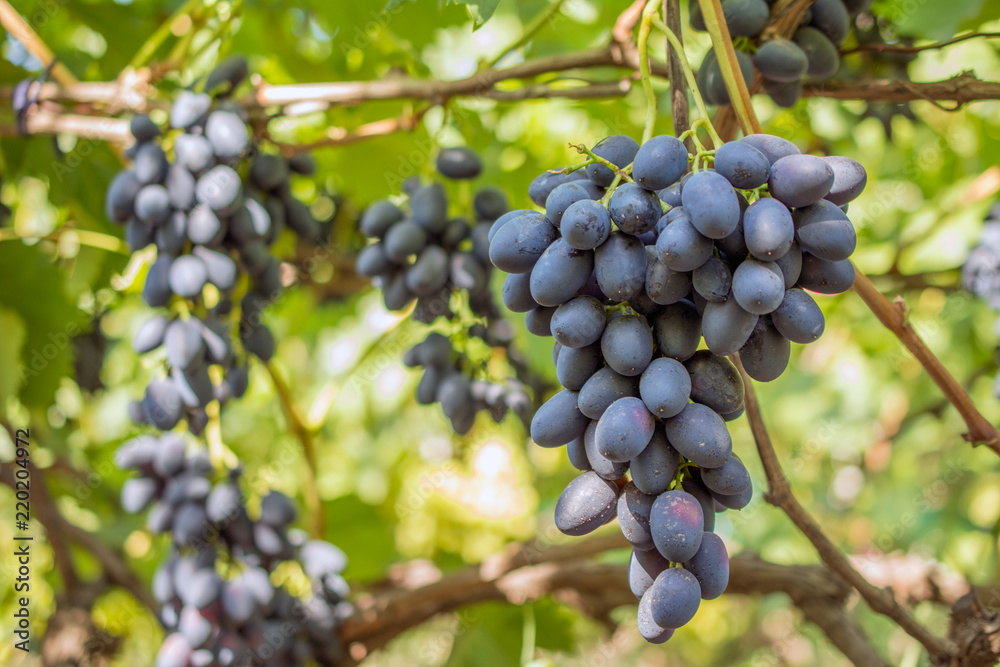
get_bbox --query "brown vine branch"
[664,0,691,141]
[0,0,78,86]
[340,533,887,666]
[851,266,1000,451]
[842,32,1000,55]
[265,361,326,539]
[732,356,956,660]
[699,0,763,135]
[803,71,1000,103]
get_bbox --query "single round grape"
[722,0,770,36]
[530,239,594,307]
[701,454,752,497]
[155,211,187,255]
[664,403,732,469]
[650,490,705,563]
[740,134,800,165]
[595,232,647,301]
[685,351,744,415]
[143,255,173,307]
[134,315,169,354]
[767,154,835,209]
[771,288,825,342]
[638,588,676,644]
[601,314,653,377]
[632,135,688,191]
[700,49,754,106]
[775,240,803,288]
[653,301,701,361]
[554,471,620,536]
[578,366,641,420]
[530,389,588,447]
[744,197,795,261]
[164,164,196,212]
[797,253,855,293]
[174,134,214,174]
[701,293,759,355]
[411,183,449,234]
[646,248,693,306]
[284,198,320,241]
[754,39,809,83]
[134,143,169,185]
[585,135,640,187]
[135,184,172,225]
[732,258,786,314]
[583,419,630,480]
[498,271,535,313]
[556,343,604,391]
[173,363,213,408]
[130,114,160,143]
[794,26,840,78]
[630,547,670,599]
[436,147,482,179]
[561,199,612,250]
[167,255,208,299]
[192,245,237,290]
[692,257,733,303]
[384,220,428,262]
[489,211,558,274]
[144,379,183,430]
[793,199,857,262]
[630,429,680,496]
[473,186,508,220]
[713,482,753,510]
[242,323,275,361]
[823,156,867,205]
[684,531,729,600]
[205,110,249,159]
[595,396,655,462]
[164,318,204,370]
[567,434,591,471]
[762,77,803,108]
[655,211,714,271]
[809,0,850,44]
[361,200,404,238]
[195,165,243,214]
[618,482,657,551]
[545,181,596,228]
[657,181,683,208]
[106,171,142,223]
[714,140,770,189]
[405,245,449,296]
[683,477,718,532]
[170,91,211,129]
[639,357,691,419]
[528,170,587,207]
[525,305,557,337]
[740,317,791,382]
[681,171,740,239]
[609,183,662,235]
[186,205,225,246]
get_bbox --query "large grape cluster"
[488,132,866,641]
[357,147,538,433]
[356,147,506,324]
[117,434,351,667]
[105,57,321,433]
[964,202,1000,396]
[693,0,871,108]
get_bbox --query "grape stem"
[570,143,635,184]
[637,0,662,144]
[696,0,763,136]
[0,0,78,86]
[266,360,326,539]
[649,17,724,147]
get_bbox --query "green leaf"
[446,0,501,28]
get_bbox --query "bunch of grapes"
[356,147,507,324]
[693,0,871,108]
[964,202,1000,396]
[403,330,532,434]
[117,434,351,667]
[357,147,539,433]
[488,132,866,641]
[105,57,322,433]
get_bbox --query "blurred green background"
[2,0,1000,665]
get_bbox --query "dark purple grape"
[560,199,612,251]
[405,246,449,296]
[809,0,850,44]
[585,135,639,187]
[545,181,596,228]
[595,396,655,462]
[739,316,790,382]
[528,170,587,207]
[639,357,691,418]
[684,532,729,600]
[594,232,647,301]
[701,454,751,496]
[617,482,656,551]
[794,26,840,78]
[195,165,242,214]
[630,547,670,598]
[530,239,594,307]
[732,258,785,314]
[601,314,653,377]
[701,293,759,356]
[771,288,825,343]
[583,419,629,480]
[134,143,169,185]
[174,134,215,174]
[685,351,744,415]
[489,211,558,274]
[554,471,620,536]
[135,184,172,225]
[655,210,714,271]
[692,257,733,303]
[144,379,184,430]
[242,324,275,361]
[143,255,174,307]
[754,39,809,83]
[652,301,701,361]
[170,91,212,129]
[650,490,705,562]
[192,245,237,290]
[186,205,225,246]
[106,171,142,223]
[638,587,676,644]
[525,305,556,337]
[134,315,169,354]
[530,389,588,447]
[632,135,688,191]
[793,199,857,262]
[681,171,740,239]
[797,253,855,294]
[664,403,732,468]
[630,429,680,495]
[168,255,208,299]
[205,110,249,159]
[646,249,693,306]
[609,183,662,235]
[165,165,196,211]
[165,318,205,370]
[744,197,794,261]
[722,0,769,36]
[822,156,867,206]
[361,200,404,238]
[556,343,603,390]
[130,114,160,143]
[411,183,449,234]
[740,134,800,165]
[436,147,482,179]
[384,220,428,262]
[714,141,770,189]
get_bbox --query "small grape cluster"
[964,202,1000,396]
[852,21,919,135]
[117,434,351,667]
[356,147,507,324]
[693,0,870,108]
[105,57,321,432]
[403,331,532,434]
[488,132,866,641]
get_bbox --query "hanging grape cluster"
[488,131,866,641]
[118,435,351,667]
[357,147,534,433]
[105,57,352,667]
[693,0,871,108]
